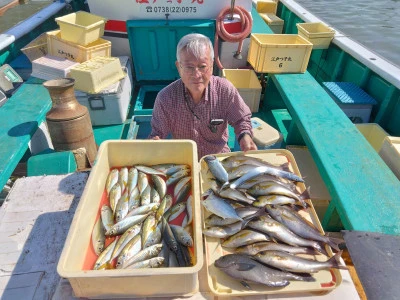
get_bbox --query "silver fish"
[227,164,259,181]
[124,203,159,219]
[235,206,260,219]
[151,174,167,199]
[168,202,186,222]
[106,169,119,195]
[122,243,163,269]
[140,184,151,206]
[106,213,149,236]
[235,241,319,256]
[222,229,271,248]
[109,183,121,213]
[128,186,140,211]
[221,155,289,171]
[205,214,239,227]
[253,194,300,207]
[91,217,105,256]
[203,221,243,239]
[266,205,343,251]
[116,234,142,269]
[143,222,162,248]
[111,224,141,260]
[166,168,190,186]
[174,176,191,198]
[150,186,161,204]
[254,250,348,273]
[115,189,129,222]
[135,165,166,176]
[137,171,148,194]
[118,167,129,193]
[93,238,117,270]
[163,164,190,176]
[204,155,229,185]
[230,166,304,190]
[214,254,315,287]
[155,194,173,224]
[127,167,138,195]
[170,224,193,247]
[202,193,242,221]
[142,214,157,248]
[248,215,326,254]
[100,205,114,233]
[218,187,255,205]
[183,195,193,227]
[125,257,164,269]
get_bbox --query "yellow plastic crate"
[247,34,313,73]
[256,0,278,14]
[46,30,111,63]
[57,140,203,298]
[21,33,48,62]
[379,136,400,180]
[355,123,389,152]
[55,11,107,46]
[297,22,335,49]
[259,13,284,34]
[222,69,262,112]
[69,56,126,93]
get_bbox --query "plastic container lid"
[251,117,283,147]
[322,82,378,105]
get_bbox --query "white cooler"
[75,56,132,126]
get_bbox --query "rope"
[214,5,253,70]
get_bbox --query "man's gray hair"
[176,33,214,62]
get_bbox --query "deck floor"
[0,173,361,299]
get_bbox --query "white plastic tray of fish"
[199,149,344,297]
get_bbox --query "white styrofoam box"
[74,56,132,126]
[337,104,374,124]
[28,121,54,155]
[87,0,252,21]
[102,33,132,58]
[218,38,250,70]
[379,136,400,180]
[31,55,79,81]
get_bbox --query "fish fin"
[236,263,256,271]
[240,281,251,289]
[296,272,316,282]
[241,208,266,230]
[326,236,345,252]
[328,250,348,270]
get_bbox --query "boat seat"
[270,72,400,234]
[0,77,51,191]
[27,150,77,176]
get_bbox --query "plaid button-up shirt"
[149,76,253,159]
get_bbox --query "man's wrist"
[238,132,251,143]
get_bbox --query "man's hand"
[239,134,257,152]
[152,136,160,140]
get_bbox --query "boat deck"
[0,172,361,299]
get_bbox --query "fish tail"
[326,236,345,252]
[241,208,267,230]
[328,250,348,270]
[294,272,316,282]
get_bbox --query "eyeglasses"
[179,63,211,75]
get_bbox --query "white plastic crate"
[75,56,132,126]
[31,55,79,81]
[379,136,400,180]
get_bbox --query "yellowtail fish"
[235,241,319,256]
[170,224,193,247]
[203,221,243,239]
[150,187,161,204]
[125,257,164,269]
[128,186,140,211]
[222,229,271,248]
[230,166,304,190]
[205,214,239,227]
[137,171,148,194]
[100,205,114,233]
[221,155,288,170]
[254,250,348,273]
[151,174,167,199]
[135,165,166,176]
[253,194,302,207]
[140,184,151,206]
[155,194,173,224]
[142,214,157,248]
[122,243,163,269]
[91,217,105,256]
[115,189,129,222]
[116,234,142,269]
[124,203,159,219]
[111,224,141,260]
[106,169,119,195]
[266,205,343,251]
[106,213,150,236]
[118,167,129,193]
[202,193,242,221]
[248,215,326,255]
[143,222,162,248]
[218,187,254,205]
[109,183,121,213]
[93,238,118,270]
[203,155,229,186]
[214,254,315,287]
[127,167,138,195]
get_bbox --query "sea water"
[294,0,400,68]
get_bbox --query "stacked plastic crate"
[28,11,133,126]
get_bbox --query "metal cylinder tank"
[43,78,98,166]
